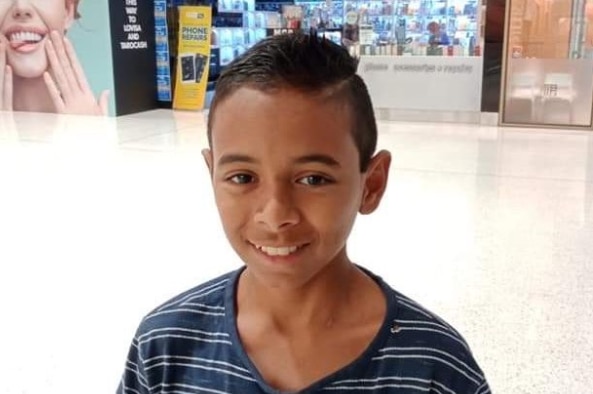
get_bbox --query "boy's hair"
[207,32,377,172]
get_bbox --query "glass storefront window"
[294,0,484,56]
[501,0,593,127]
[394,0,482,55]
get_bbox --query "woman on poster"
[0,0,109,115]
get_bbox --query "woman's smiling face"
[0,0,74,78]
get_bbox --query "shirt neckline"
[224,265,399,394]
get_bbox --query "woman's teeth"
[10,32,44,44]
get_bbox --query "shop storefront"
[297,0,487,121]
[500,0,593,129]
[156,0,487,116]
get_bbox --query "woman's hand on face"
[0,35,13,111]
[44,31,110,116]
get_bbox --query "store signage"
[358,56,483,112]
[173,6,212,111]
[118,0,149,50]
[109,0,157,115]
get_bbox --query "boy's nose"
[254,187,300,231]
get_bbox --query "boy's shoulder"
[390,287,467,343]
[377,282,488,391]
[364,268,470,349]
[135,270,237,335]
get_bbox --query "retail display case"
[341,0,482,56]
[348,0,485,114]
[296,0,344,29]
[211,0,257,74]
[286,0,483,57]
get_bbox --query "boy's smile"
[205,87,381,287]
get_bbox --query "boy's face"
[204,87,390,288]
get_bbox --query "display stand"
[157,0,281,108]
[358,55,483,113]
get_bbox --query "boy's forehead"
[215,85,340,110]
[209,88,358,164]
[210,86,351,135]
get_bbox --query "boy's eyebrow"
[216,153,341,167]
[217,154,258,166]
[294,154,341,167]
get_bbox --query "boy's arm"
[116,337,151,394]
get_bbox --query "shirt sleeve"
[116,336,151,394]
[474,378,491,394]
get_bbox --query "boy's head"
[208,32,376,172]
[203,33,390,288]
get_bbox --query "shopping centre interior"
[1,0,592,393]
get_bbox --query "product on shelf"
[296,0,344,30]
[297,0,483,57]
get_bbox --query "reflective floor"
[1,110,592,394]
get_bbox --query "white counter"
[358,56,484,113]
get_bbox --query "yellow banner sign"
[173,6,212,110]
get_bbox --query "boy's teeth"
[258,245,300,256]
[10,32,43,43]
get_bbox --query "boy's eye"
[228,174,254,184]
[297,175,332,186]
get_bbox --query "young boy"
[117,33,490,394]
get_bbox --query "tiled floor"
[1,109,592,394]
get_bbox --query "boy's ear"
[359,150,391,215]
[202,149,213,177]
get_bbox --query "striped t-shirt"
[118,268,490,393]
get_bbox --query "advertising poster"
[0,1,116,115]
[0,0,156,117]
[173,6,211,111]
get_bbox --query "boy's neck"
[237,256,371,333]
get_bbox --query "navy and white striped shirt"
[118,268,490,393]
